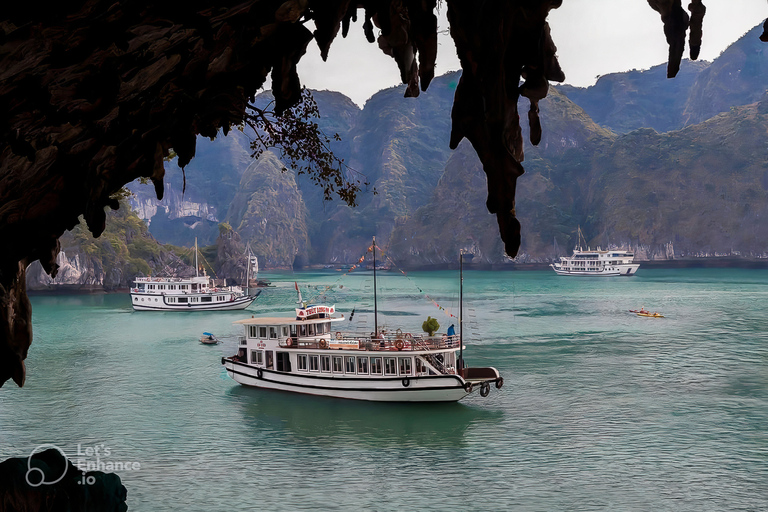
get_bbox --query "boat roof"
[234,315,344,326]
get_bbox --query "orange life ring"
[319,339,328,349]
[405,333,413,340]
[395,339,404,351]
[335,331,342,340]
[286,338,293,347]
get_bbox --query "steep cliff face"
[226,151,310,268]
[26,200,191,291]
[559,60,709,134]
[389,87,617,265]
[588,100,768,257]
[683,24,768,126]
[214,226,248,285]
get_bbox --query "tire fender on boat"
[480,382,490,397]
[257,368,263,379]
[401,378,410,387]
[319,339,328,349]
[464,382,473,393]
[495,377,504,389]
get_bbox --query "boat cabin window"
[299,325,307,337]
[398,357,412,376]
[269,327,277,339]
[321,355,331,373]
[309,355,319,372]
[250,350,263,365]
[290,325,298,337]
[332,356,343,373]
[201,297,212,303]
[316,323,326,335]
[178,297,188,303]
[282,326,289,337]
[259,327,267,338]
[357,357,369,374]
[384,358,397,376]
[370,357,383,375]
[266,351,274,370]
[297,354,308,371]
[248,326,257,338]
[345,356,355,373]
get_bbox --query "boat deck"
[240,333,461,352]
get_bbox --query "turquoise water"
[1,268,767,510]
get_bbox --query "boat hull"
[550,264,639,276]
[223,358,472,402]
[131,294,256,311]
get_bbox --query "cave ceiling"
[0,0,761,387]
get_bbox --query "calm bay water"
[1,268,767,510]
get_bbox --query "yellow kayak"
[636,312,664,318]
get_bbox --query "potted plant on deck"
[422,316,440,337]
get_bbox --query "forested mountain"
[26,199,191,290]
[119,24,768,270]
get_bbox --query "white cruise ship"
[130,238,258,311]
[222,240,503,402]
[551,229,640,276]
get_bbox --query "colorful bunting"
[305,241,458,320]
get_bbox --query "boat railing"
[276,333,460,352]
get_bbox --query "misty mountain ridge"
[125,23,768,269]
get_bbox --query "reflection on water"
[227,385,503,448]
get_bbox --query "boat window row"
[248,325,290,339]
[165,296,219,303]
[291,323,331,337]
[145,284,191,291]
[246,323,329,339]
[292,354,412,376]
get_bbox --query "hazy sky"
[295,1,767,107]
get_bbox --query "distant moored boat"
[551,228,640,277]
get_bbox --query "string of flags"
[306,240,458,321]
[304,243,372,303]
[371,243,459,321]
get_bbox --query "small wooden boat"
[200,332,221,344]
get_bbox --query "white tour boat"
[551,229,640,276]
[221,242,503,402]
[130,239,258,311]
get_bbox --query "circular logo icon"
[25,444,68,487]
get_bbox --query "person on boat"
[447,324,455,337]
[639,306,649,314]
